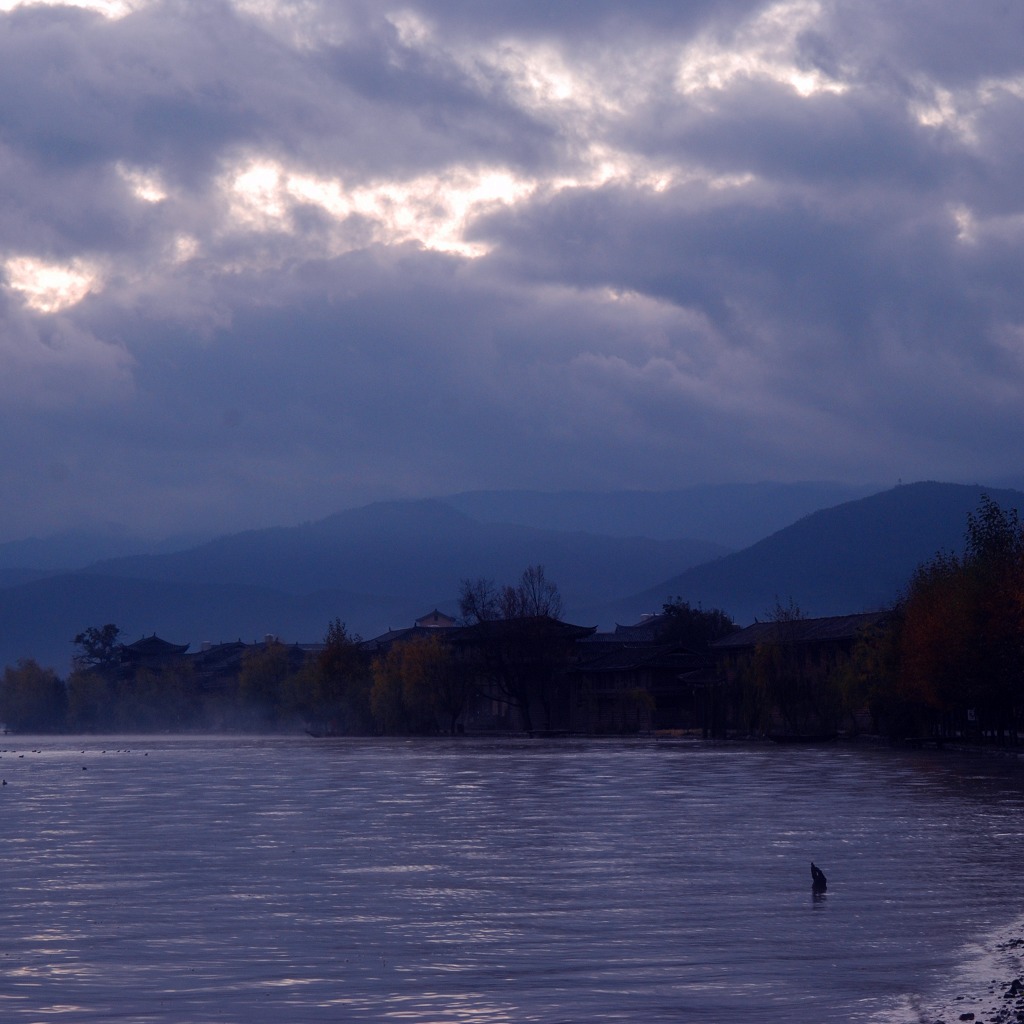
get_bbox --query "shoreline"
[898,927,1024,1024]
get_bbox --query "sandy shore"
[914,934,1024,1024]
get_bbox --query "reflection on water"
[0,737,1022,1022]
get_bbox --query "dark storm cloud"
[0,0,1022,539]
[639,82,944,188]
[403,0,766,41]
[819,2,1024,84]
[0,5,256,173]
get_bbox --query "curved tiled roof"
[711,611,888,649]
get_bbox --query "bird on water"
[811,862,827,892]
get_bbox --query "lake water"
[1,736,1022,1023]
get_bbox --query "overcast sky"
[2,0,1022,540]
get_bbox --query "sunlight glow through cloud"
[484,41,617,115]
[224,160,534,257]
[0,0,1022,542]
[950,204,976,244]
[676,0,847,98]
[231,0,355,49]
[0,0,142,16]
[911,73,1024,146]
[171,234,200,264]
[910,83,978,141]
[118,165,168,204]
[384,10,646,126]
[387,8,433,50]
[4,257,100,313]
[222,149,695,259]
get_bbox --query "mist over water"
[1,737,1022,1022]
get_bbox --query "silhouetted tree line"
[741,598,842,738]
[0,566,576,736]
[720,497,1024,743]
[0,619,372,734]
[849,495,1024,742]
[455,564,576,733]
[4,509,1023,743]
[656,598,738,649]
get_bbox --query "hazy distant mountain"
[0,526,213,573]
[87,500,725,606]
[0,501,725,670]
[0,568,52,588]
[0,483,875,573]
[594,481,1024,627]
[0,573,403,674]
[7,481,1014,673]
[985,473,1024,493]
[443,481,880,548]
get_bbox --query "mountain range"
[593,481,1024,626]
[441,481,879,547]
[0,480,1018,673]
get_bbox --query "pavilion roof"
[122,635,190,658]
[711,611,888,650]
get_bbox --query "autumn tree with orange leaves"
[370,634,468,734]
[899,496,1024,742]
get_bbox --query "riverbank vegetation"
[1,500,1022,743]
[851,495,1024,743]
